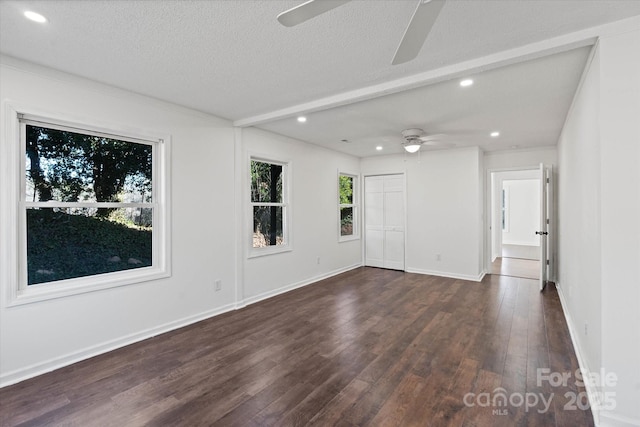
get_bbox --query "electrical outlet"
[584,322,588,336]
[214,279,222,292]
[436,253,441,262]
[317,256,321,265]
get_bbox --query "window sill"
[339,235,360,243]
[248,245,293,259]
[8,267,170,307]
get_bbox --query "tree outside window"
[23,121,155,286]
[251,159,288,249]
[339,173,358,239]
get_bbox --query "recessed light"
[459,79,473,87]
[376,146,383,151]
[24,11,47,23]
[490,131,500,137]
[297,116,307,123]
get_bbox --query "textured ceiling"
[1,0,640,156]
[259,46,592,156]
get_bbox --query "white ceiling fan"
[401,128,453,153]
[277,0,446,65]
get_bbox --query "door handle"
[535,231,549,235]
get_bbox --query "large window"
[6,111,170,304]
[339,173,358,241]
[250,158,289,255]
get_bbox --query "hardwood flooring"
[491,257,540,280]
[0,267,592,426]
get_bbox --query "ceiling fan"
[277,0,446,65]
[401,128,452,153]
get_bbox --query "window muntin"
[250,159,288,250]
[339,173,358,240]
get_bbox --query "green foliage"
[251,160,284,244]
[26,125,152,217]
[27,209,152,285]
[339,175,353,204]
[250,160,282,203]
[340,207,353,236]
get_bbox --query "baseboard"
[556,283,601,426]
[502,240,539,247]
[405,267,485,282]
[241,263,362,307]
[0,302,237,388]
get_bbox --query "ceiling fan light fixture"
[403,142,422,153]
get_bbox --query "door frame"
[484,166,554,280]
[362,172,408,272]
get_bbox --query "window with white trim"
[250,158,289,254]
[11,113,170,303]
[339,173,358,240]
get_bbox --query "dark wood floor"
[0,267,593,426]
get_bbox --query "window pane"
[251,160,282,203]
[340,206,354,236]
[27,207,152,285]
[252,205,284,247]
[339,175,353,204]
[25,125,152,203]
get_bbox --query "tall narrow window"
[501,186,510,232]
[339,173,358,240]
[250,158,289,253]
[10,113,170,303]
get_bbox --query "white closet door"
[365,175,405,271]
[365,176,384,268]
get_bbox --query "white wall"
[361,147,483,281]
[0,59,237,385]
[502,179,540,246]
[0,58,362,386]
[240,127,362,303]
[557,44,602,404]
[484,146,557,170]
[558,26,640,426]
[598,28,640,426]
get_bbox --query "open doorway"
[490,170,541,280]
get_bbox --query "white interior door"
[365,175,405,271]
[365,177,384,268]
[537,164,549,291]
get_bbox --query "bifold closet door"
[365,175,405,271]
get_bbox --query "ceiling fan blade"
[422,140,454,147]
[277,0,351,27]
[391,0,446,65]
[418,133,447,142]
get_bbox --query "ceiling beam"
[233,15,640,128]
